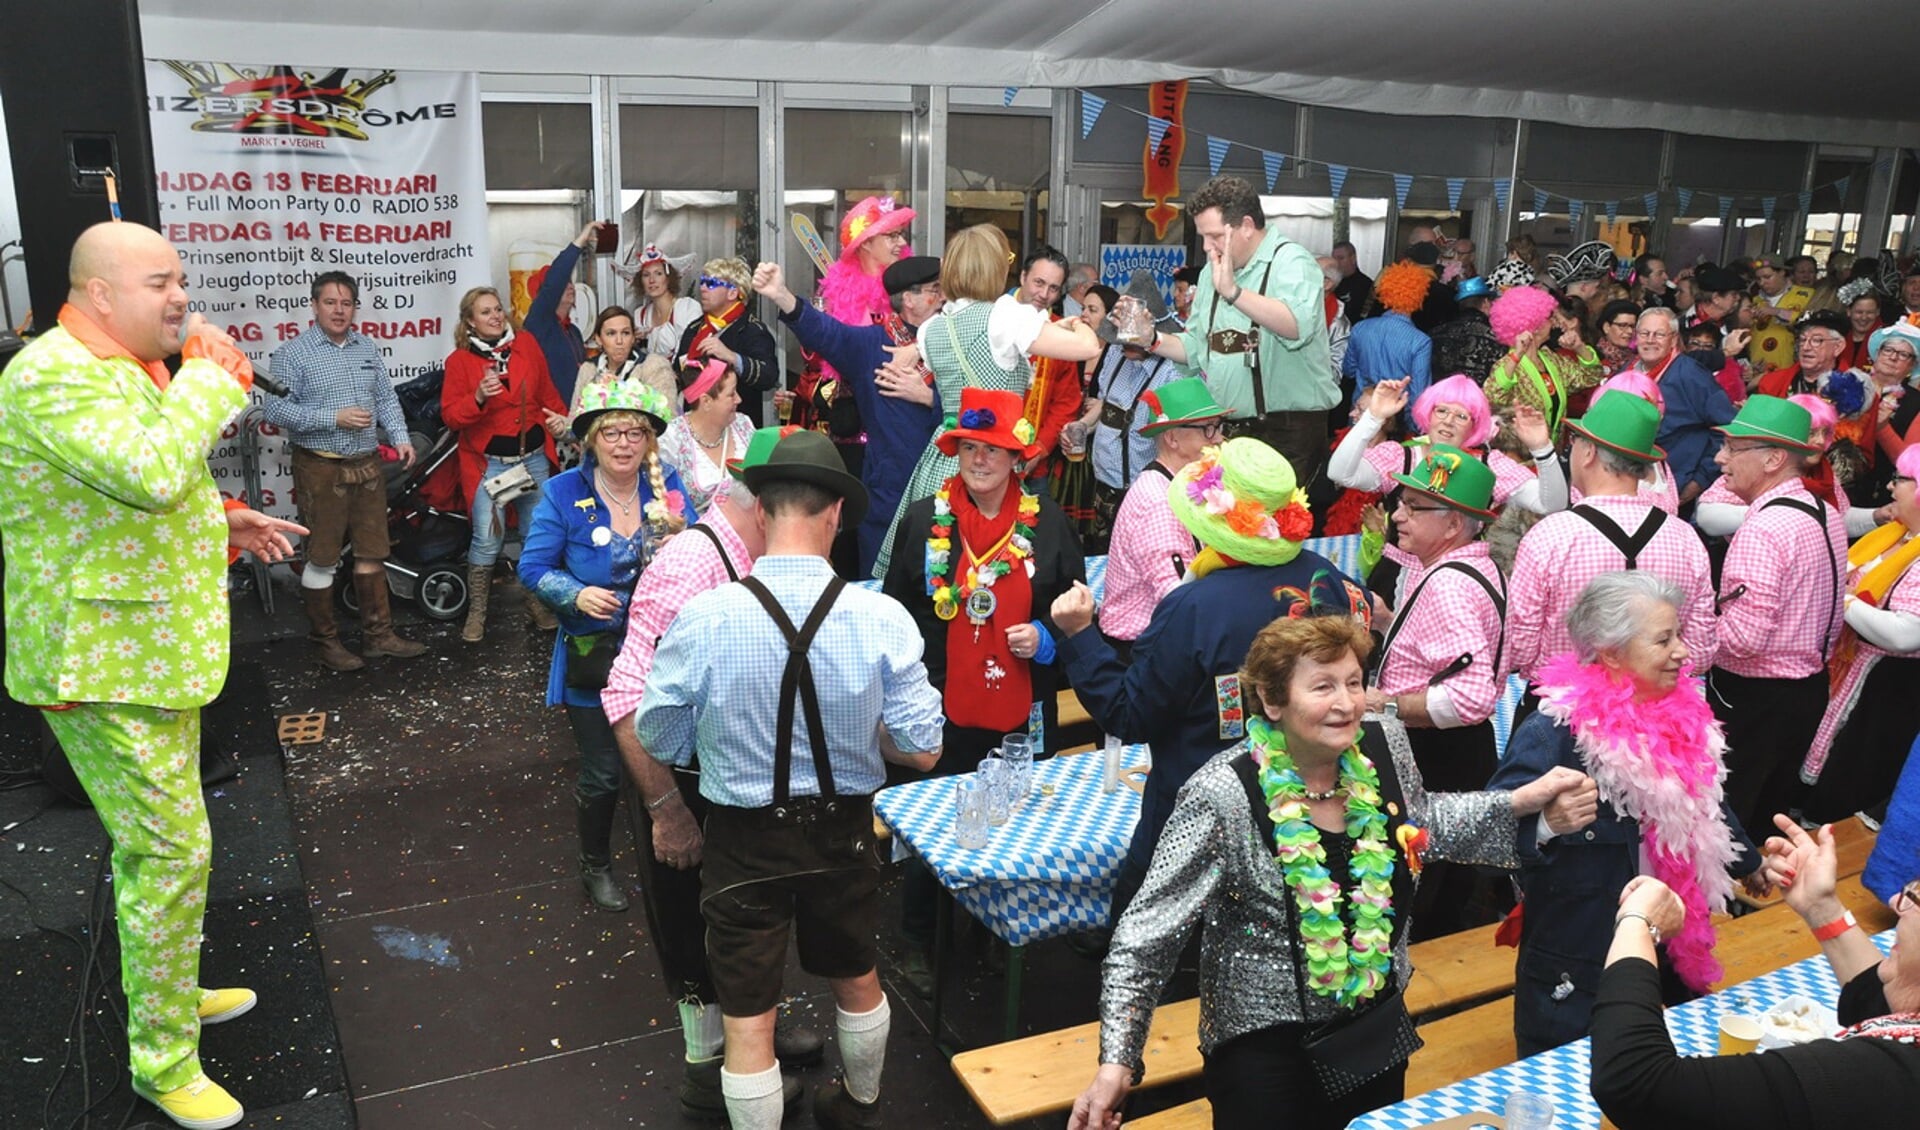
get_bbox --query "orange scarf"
[58,303,171,389]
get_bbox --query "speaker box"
[0,0,160,333]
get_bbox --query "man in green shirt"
[1149,175,1336,486]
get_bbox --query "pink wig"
[1412,374,1494,448]
[1591,371,1666,417]
[1897,444,1920,482]
[1786,393,1838,437]
[1488,285,1557,346]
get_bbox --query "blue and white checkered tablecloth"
[1303,533,1366,581]
[1347,929,1898,1130]
[872,744,1149,947]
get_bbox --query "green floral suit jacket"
[0,326,246,709]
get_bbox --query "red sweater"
[440,345,565,506]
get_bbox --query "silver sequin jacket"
[1099,717,1521,1070]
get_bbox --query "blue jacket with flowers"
[520,458,697,707]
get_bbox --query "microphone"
[252,370,291,399]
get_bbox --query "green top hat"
[1138,377,1230,437]
[727,425,799,484]
[1714,394,1819,453]
[1565,391,1665,464]
[1391,444,1497,520]
[741,430,871,527]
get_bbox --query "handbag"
[481,457,536,505]
[564,632,622,691]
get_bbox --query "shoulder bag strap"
[737,575,847,804]
[945,309,984,390]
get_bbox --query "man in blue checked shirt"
[263,271,424,672]
[637,430,942,1130]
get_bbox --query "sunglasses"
[699,276,736,291]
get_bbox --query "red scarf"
[942,477,1035,731]
[685,300,744,362]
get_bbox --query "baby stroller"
[335,370,473,622]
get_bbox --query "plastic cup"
[978,759,1011,826]
[1718,1014,1763,1055]
[1102,735,1124,794]
[1502,1091,1555,1130]
[954,779,988,849]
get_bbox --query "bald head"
[67,222,191,362]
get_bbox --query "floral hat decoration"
[839,195,916,259]
[934,387,1039,461]
[1167,436,1312,566]
[572,377,673,438]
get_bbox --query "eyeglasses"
[598,427,653,445]
[1177,421,1227,438]
[1608,319,1638,330]
[1640,330,1675,341]
[1894,880,1920,914]
[1429,405,1473,422]
[1722,442,1773,458]
[699,276,735,291]
[1400,503,1454,514]
[1883,349,1918,364]
[1800,335,1844,347]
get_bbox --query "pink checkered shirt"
[1375,542,1507,726]
[600,507,753,727]
[1715,478,1848,679]
[1506,492,1718,683]
[1100,462,1195,641]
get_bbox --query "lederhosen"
[1374,561,1510,939]
[699,574,886,1014]
[1710,496,1842,838]
[1512,504,1669,731]
[623,523,740,1005]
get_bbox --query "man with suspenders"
[602,427,834,1116]
[1097,378,1228,662]
[1506,394,1719,727]
[1366,445,1511,938]
[1707,396,1848,841]
[637,431,945,1130]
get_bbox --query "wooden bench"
[951,922,1517,1124]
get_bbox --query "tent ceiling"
[141,0,1920,146]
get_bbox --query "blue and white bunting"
[1262,150,1285,191]
[1717,195,1734,224]
[1797,190,1813,213]
[1642,192,1660,217]
[1836,175,1851,202]
[1494,178,1511,215]
[1533,187,1548,214]
[1328,164,1349,200]
[1568,199,1584,223]
[1145,116,1171,151]
[1762,196,1776,221]
[1393,173,1413,208]
[1677,187,1694,214]
[1207,135,1230,176]
[1446,177,1465,212]
[1605,200,1619,223]
[1003,87,1019,107]
[1079,92,1107,139]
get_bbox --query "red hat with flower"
[935,387,1039,461]
[839,195,916,259]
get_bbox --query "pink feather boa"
[813,256,900,386]
[1534,653,1742,993]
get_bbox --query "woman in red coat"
[442,285,569,642]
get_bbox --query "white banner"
[145,62,489,519]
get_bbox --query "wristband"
[645,789,680,813]
[1615,911,1660,945]
[1227,286,1244,305]
[1811,911,1855,941]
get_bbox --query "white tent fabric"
[142,0,1920,147]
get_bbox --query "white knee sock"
[720,1062,784,1130]
[836,997,890,1104]
[301,562,336,590]
[677,1000,725,1062]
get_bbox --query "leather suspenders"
[738,576,846,806]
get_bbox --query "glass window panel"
[615,103,763,312]
[482,102,592,190]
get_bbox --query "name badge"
[1215,674,1245,740]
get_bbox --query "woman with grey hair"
[1491,570,1769,1055]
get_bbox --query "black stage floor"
[1,569,1201,1128]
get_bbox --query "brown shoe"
[462,565,491,643]
[301,585,364,672]
[524,587,558,631]
[355,571,426,658]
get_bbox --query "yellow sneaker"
[132,1072,244,1130]
[196,987,257,1025]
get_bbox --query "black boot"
[813,1079,882,1130]
[576,792,629,912]
[774,1010,826,1067]
[679,1058,802,1120]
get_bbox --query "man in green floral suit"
[0,222,303,1130]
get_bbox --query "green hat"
[1714,394,1819,453]
[1166,437,1310,566]
[726,425,798,484]
[742,430,871,527]
[572,377,673,438]
[1391,444,1497,520]
[1138,378,1230,437]
[1565,391,1665,465]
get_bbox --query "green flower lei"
[1249,715,1396,1007]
